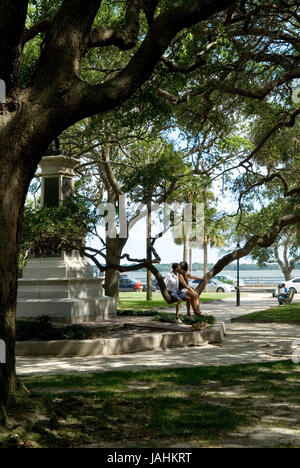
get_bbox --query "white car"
[282,277,300,294]
[272,277,300,297]
[215,275,245,288]
[191,278,235,293]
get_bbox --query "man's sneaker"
[175,317,183,324]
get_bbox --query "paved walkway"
[17,293,300,376]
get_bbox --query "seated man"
[164,263,190,323]
[278,283,289,305]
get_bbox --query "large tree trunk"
[275,242,295,281]
[282,267,293,281]
[0,96,56,409]
[0,163,28,407]
[104,237,127,298]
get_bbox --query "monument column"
[40,141,77,208]
[17,144,116,323]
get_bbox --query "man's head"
[172,263,179,274]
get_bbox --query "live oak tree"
[1,0,300,409]
[235,199,300,281]
[251,225,300,281]
[224,107,300,280]
[60,122,189,298]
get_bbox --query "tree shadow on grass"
[8,361,297,447]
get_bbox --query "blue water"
[127,269,300,285]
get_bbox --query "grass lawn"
[2,361,300,448]
[118,291,234,310]
[233,302,300,324]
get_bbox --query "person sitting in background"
[135,280,143,292]
[165,263,191,323]
[278,283,289,305]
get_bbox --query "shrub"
[16,317,100,341]
[16,318,59,341]
[117,309,158,317]
[117,309,216,324]
[152,312,216,325]
[182,315,216,325]
[21,198,99,259]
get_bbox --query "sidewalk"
[198,292,280,321]
[17,293,300,376]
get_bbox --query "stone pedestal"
[17,252,116,323]
[17,150,116,323]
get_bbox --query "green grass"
[2,361,300,448]
[233,302,300,323]
[118,291,234,310]
[117,309,216,324]
[118,292,172,310]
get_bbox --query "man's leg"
[176,299,182,319]
[281,294,288,304]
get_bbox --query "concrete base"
[17,252,116,323]
[17,296,116,323]
[16,323,224,357]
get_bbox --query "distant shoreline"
[127,269,300,285]
[118,263,300,272]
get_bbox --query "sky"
[107,216,223,264]
[89,184,254,266]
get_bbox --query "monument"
[17,141,116,323]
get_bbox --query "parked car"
[142,280,157,292]
[273,277,300,296]
[119,277,137,292]
[285,277,300,293]
[215,275,245,288]
[273,276,300,297]
[191,278,235,293]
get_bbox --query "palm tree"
[202,191,229,289]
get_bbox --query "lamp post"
[236,241,241,306]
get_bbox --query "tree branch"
[159,67,300,104]
[99,147,122,198]
[196,211,300,294]
[33,0,102,87]
[88,0,144,50]
[78,0,238,119]
[22,19,52,46]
